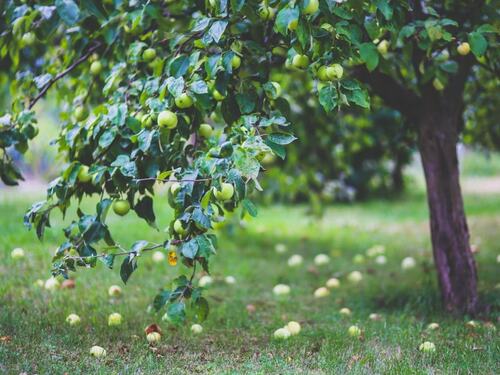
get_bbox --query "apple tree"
[1,0,498,317]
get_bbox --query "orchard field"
[1,0,500,373]
[1,161,499,374]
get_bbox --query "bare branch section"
[29,42,103,110]
[354,67,420,122]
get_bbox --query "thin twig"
[64,242,162,262]
[29,42,103,109]
[134,177,213,183]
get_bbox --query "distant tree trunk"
[391,154,405,193]
[417,100,479,315]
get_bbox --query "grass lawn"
[0,190,499,374]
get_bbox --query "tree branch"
[353,66,420,122]
[28,42,103,110]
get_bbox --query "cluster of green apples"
[169,181,235,237]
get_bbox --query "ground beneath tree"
[0,192,498,373]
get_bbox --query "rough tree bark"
[418,100,478,315]
[356,56,480,314]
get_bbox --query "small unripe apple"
[347,271,363,283]
[314,287,329,298]
[419,341,436,353]
[292,54,309,69]
[369,313,382,321]
[170,182,181,195]
[401,256,416,269]
[327,64,343,80]
[339,307,351,316]
[199,275,213,287]
[303,0,319,15]
[266,82,282,98]
[61,279,76,289]
[78,165,92,183]
[316,66,329,81]
[146,332,161,344]
[113,200,130,216]
[90,61,103,75]
[90,345,107,358]
[348,325,362,338]
[11,247,25,259]
[173,219,187,235]
[273,327,291,340]
[457,42,470,56]
[287,321,301,335]
[74,106,89,122]
[326,278,340,289]
[231,55,241,69]
[44,277,60,291]
[314,253,330,266]
[275,243,287,253]
[287,254,303,267]
[191,324,203,334]
[366,245,385,257]
[259,5,275,20]
[141,113,154,128]
[108,312,123,326]
[21,32,36,46]
[108,285,122,297]
[433,78,444,91]
[214,183,234,201]
[273,284,291,296]
[66,313,81,326]
[353,254,365,264]
[199,123,213,138]
[427,322,440,331]
[142,48,156,62]
[158,110,178,129]
[288,19,299,31]
[175,93,193,109]
[212,89,225,101]
[152,251,165,263]
[377,40,390,55]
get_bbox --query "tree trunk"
[417,105,479,315]
[391,154,405,194]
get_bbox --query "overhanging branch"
[353,66,420,121]
[28,42,103,110]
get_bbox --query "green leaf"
[135,196,157,228]
[319,85,338,112]
[192,296,209,322]
[166,302,186,325]
[181,239,199,259]
[364,16,380,40]
[375,0,393,20]
[267,133,297,145]
[207,20,228,43]
[275,7,299,35]
[440,60,458,74]
[468,32,487,57]
[55,0,80,25]
[264,139,286,159]
[100,254,115,269]
[120,253,138,284]
[359,43,379,71]
[242,199,258,217]
[345,88,370,109]
[195,235,216,259]
[166,76,185,97]
[153,290,171,311]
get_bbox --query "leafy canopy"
[0,0,497,324]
